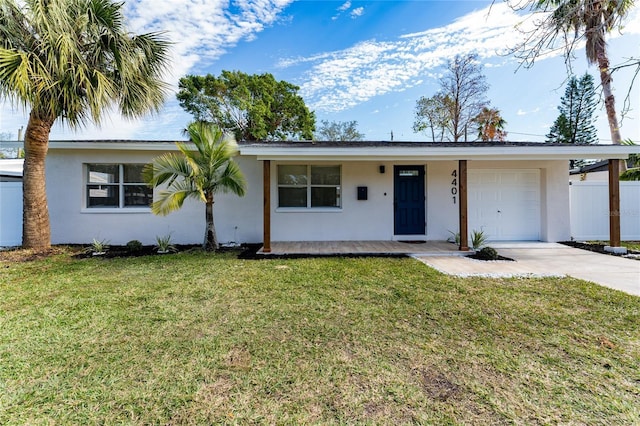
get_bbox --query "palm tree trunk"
[596,43,626,173]
[22,111,54,250]
[204,194,218,251]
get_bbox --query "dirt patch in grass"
[416,369,461,401]
[0,246,75,263]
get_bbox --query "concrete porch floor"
[258,240,465,256]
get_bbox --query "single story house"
[44,140,638,250]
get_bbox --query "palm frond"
[0,0,171,127]
[143,153,193,187]
[217,160,247,196]
[151,180,198,216]
[146,122,247,216]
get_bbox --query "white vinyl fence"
[570,181,640,241]
[0,181,22,247]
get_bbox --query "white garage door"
[468,169,541,241]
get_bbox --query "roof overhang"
[14,140,640,161]
[239,143,640,161]
[46,140,186,151]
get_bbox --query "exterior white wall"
[270,161,396,241]
[0,182,22,246]
[570,181,640,240]
[466,160,570,242]
[46,149,262,245]
[45,150,572,245]
[269,159,570,243]
[426,161,459,240]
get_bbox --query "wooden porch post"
[608,159,621,248]
[263,160,271,253]
[459,160,469,251]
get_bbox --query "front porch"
[257,240,466,256]
[239,142,636,254]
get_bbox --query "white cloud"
[517,108,540,116]
[293,2,639,114]
[286,2,540,113]
[350,7,364,18]
[338,1,351,12]
[124,0,295,86]
[2,0,295,140]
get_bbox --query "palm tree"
[521,0,634,169]
[474,107,507,141]
[144,122,246,252]
[0,0,170,250]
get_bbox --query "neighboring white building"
[43,140,639,248]
[569,160,610,182]
[0,159,24,247]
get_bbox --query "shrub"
[155,234,176,253]
[126,240,143,253]
[88,238,109,254]
[447,230,460,245]
[477,246,498,260]
[470,229,488,250]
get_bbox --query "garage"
[468,169,541,241]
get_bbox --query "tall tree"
[546,73,598,145]
[144,122,246,252]
[177,71,316,142]
[509,0,635,171]
[474,107,508,141]
[412,93,450,142]
[315,120,364,141]
[0,0,170,250]
[414,54,489,142]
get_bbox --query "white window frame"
[277,164,342,211]
[83,163,152,213]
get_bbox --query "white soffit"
[239,144,638,161]
[47,141,186,151]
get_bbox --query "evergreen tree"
[546,73,598,145]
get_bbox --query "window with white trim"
[86,164,152,208]
[277,165,341,208]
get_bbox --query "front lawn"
[1,249,638,424]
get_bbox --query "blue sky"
[1,0,639,143]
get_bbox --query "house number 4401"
[451,170,458,204]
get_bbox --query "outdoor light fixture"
[379,165,385,174]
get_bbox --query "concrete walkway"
[415,243,640,296]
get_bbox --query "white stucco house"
[44,140,638,250]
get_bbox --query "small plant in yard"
[447,230,460,245]
[470,228,488,250]
[476,246,499,260]
[88,238,109,255]
[126,240,143,254]
[155,234,176,254]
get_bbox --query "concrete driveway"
[415,242,640,296]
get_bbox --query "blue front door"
[394,166,425,235]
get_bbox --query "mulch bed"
[71,244,203,259]
[466,253,515,262]
[560,241,640,257]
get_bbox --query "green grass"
[1,249,639,424]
